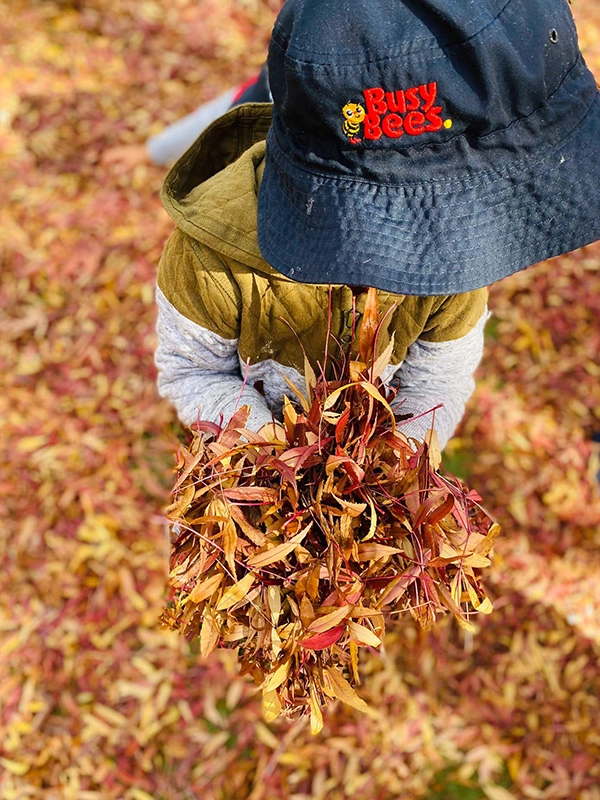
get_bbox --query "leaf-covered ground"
[1,2,600,798]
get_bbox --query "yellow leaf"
[304,354,317,397]
[349,640,360,684]
[358,286,379,363]
[189,573,223,604]
[464,580,494,615]
[200,611,220,659]
[455,616,476,633]
[483,786,519,800]
[16,435,47,453]
[282,373,310,412]
[255,721,280,749]
[215,572,255,610]
[0,758,30,776]
[474,522,501,556]
[222,519,238,576]
[262,660,290,693]
[322,382,357,410]
[325,667,369,713]
[371,331,395,380]
[92,703,128,728]
[334,497,367,516]
[364,495,378,541]
[177,484,196,514]
[424,428,441,469]
[262,690,282,722]
[307,605,351,634]
[306,561,321,601]
[347,620,382,647]
[476,596,494,614]
[309,687,324,735]
[128,790,156,800]
[15,352,43,376]
[300,593,316,627]
[267,585,282,625]
[463,553,492,568]
[247,527,309,568]
[349,360,367,381]
[450,571,462,605]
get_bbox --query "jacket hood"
[161,103,273,271]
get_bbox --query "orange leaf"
[356,543,403,561]
[222,486,279,503]
[246,527,309,568]
[189,573,223,604]
[358,287,379,363]
[307,605,351,634]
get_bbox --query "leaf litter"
[2,1,600,798]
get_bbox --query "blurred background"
[1,1,600,798]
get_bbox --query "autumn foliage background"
[2,1,600,798]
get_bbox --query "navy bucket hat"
[257,0,600,295]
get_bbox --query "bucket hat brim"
[258,78,600,296]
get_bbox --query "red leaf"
[335,406,352,444]
[299,624,345,651]
[219,405,251,447]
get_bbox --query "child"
[154,0,600,451]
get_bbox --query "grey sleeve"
[391,309,489,449]
[154,286,274,431]
[147,89,237,166]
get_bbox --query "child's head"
[257,0,600,295]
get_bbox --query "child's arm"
[391,297,489,449]
[155,286,275,431]
[154,233,275,432]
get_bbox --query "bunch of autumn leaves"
[160,289,499,733]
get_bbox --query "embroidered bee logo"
[342,102,366,144]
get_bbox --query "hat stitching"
[341,82,449,144]
[261,157,567,246]
[262,150,568,231]
[269,80,596,192]
[270,0,514,65]
[260,152,586,269]
[259,206,566,291]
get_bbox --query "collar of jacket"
[161,103,274,272]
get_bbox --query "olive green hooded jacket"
[155,104,488,446]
